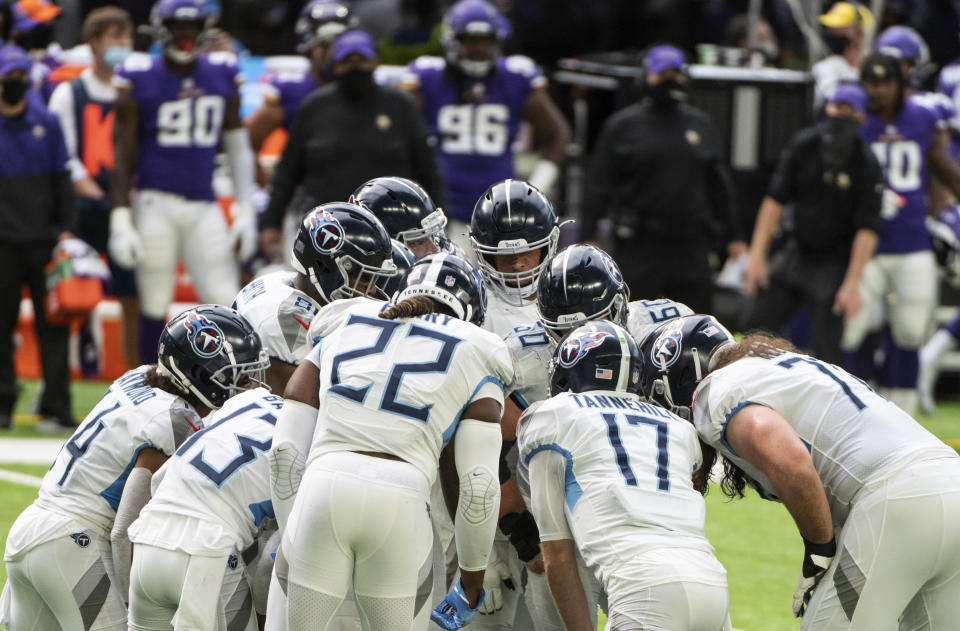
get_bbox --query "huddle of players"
[6,172,959,631]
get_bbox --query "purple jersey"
[406,55,545,222]
[938,60,960,159]
[261,69,318,131]
[114,52,241,202]
[862,100,941,254]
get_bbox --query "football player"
[245,2,353,169]
[518,321,730,631]
[2,304,267,630]
[109,0,258,364]
[643,315,960,628]
[350,176,453,259]
[404,0,570,250]
[273,252,513,630]
[840,53,960,413]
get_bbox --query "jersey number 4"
[602,413,670,492]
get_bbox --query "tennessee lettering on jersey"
[114,52,241,201]
[406,55,546,222]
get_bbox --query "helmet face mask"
[349,177,448,254]
[151,0,212,64]
[292,203,398,305]
[158,305,270,410]
[470,179,560,305]
[395,253,486,325]
[295,1,353,54]
[378,240,417,300]
[441,0,508,77]
[549,321,642,397]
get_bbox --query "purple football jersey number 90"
[157,95,225,148]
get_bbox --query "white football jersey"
[130,388,282,556]
[503,321,555,408]
[306,298,513,485]
[484,289,539,339]
[233,270,321,365]
[626,298,694,345]
[24,368,201,537]
[517,391,715,586]
[693,354,959,526]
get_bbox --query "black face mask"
[648,79,688,110]
[336,69,375,101]
[0,78,28,106]
[821,116,862,170]
[824,32,851,56]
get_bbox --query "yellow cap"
[819,2,874,29]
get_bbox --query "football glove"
[499,511,541,563]
[431,580,484,630]
[792,536,836,618]
[478,548,514,614]
[229,201,258,262]
[107,206,143,269]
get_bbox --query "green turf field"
[0,379,957,630]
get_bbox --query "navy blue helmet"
[441,0,510,77]
[395,252,486,325]
[292,202,397,305]
[349,177,448,249]
[550,321,642,397]
[150,0,213,64]
[470,179,560,304]
[295,1,353,53]
[537,244,630,341]
[638,315,734,417]
[378,239,417,300]
[158,305,269,410]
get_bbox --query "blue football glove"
[431,580,485,630]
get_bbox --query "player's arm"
[245,99,285,154]
[528,449,592,631]
[523,88,571,193]
[111,88,138,209]
[269,359,321,530]
[222,93,258,260]
[833,228,877,319]
[929,128,960,204]
[110,446,168,604]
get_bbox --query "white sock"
[921,329,958,367]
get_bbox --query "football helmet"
[876,25,928,66]
[150,0,213,64]
[292,202,397,305]
[295,1,353,54]
[537,244,630,342]
[441,0,509,77]
[638,315,734,417]
[395,252,486,325]
[349,177,448,250]
[928,205,960,287]
[550,321,642,397]
[379,239,417,300]
[470,179,560,305]
[158,304,269,410]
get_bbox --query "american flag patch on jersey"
[595,368,613,379]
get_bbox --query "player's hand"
[524,552,545,575]
[229,201,258,262]
[499,511,541,563]
[74,177,105,200]
[742,252,769,296]
[792,536,836,617]
[431,580,484,629]
[479,552,513,614]
[108,206,143,269]
[260,227,283,262]
[832,279,863,320]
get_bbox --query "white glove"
[229,201,258,262]
[528,159,560,195]
[107,206,143,269]
[793,536,836,617]
[478,547,513,615]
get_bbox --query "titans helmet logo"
[182,311,224,358]
[558,331,610,368]
[651,318,685,369]
[307,210,345,255]
[599,250,624,287]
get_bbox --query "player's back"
[34,367,201,533]
[132,388,281,555]
[234,270,320,364]
[518,390,713,584]
[310,299,512,485]
[694,354,958,525]
[627,298,695,344]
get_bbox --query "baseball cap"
[333,30,376,63]
[829,81,867,114]
[644,45,688,75]
[819,2,874,29]
[0,46,31,76]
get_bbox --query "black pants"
[613,236,715,315]
[0,241,72,421]
[742,243,847,365]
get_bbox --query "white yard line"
[0,468,42,488]
[0,438,64,465]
